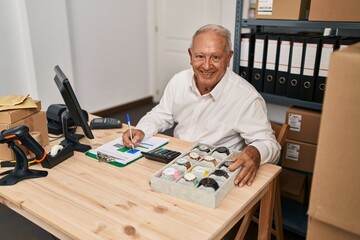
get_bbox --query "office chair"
[235,122,289,240]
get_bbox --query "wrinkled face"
[188,31,233,94]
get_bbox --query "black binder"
[314,37,339,103]
[239,33,255,82]
[263,35,280,94]
[275,35,292,96]
[251,34,268,92]
[287,36,306,99]
[299,36,322,101]
[338,36,360,51]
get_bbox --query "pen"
[126,113,134,150]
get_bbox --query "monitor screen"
[54,65,94,152]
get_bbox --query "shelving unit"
[233,0,360,111]
[241,19,360,29]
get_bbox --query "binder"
[251,34,268,92]
[275,35,292,96]
[299,36,322,101]
[314,37,338,103]
[263,35,280,94]
[287,36,306,99]
[239,33,255,82]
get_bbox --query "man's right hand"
[122,129,145,149]
[228,145,261,187]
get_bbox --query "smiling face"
[188,31,233,95]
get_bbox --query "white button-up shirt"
[136,68,280,164]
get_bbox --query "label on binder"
[266,39,278,70]
[318,44,334,77]
[240,38,250,67]
[303,43,317,76]
[278,41,290,72]
[290,42,304,74]
[254,39,265,69]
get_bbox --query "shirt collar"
[189,70,200,96]
[189,69,230,101]
[210,69,229,101]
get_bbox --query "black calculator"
[141,148,181,164]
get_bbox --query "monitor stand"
[61,110,91,152]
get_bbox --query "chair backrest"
[271,122,289,147]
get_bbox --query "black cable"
[47,126,78,142]
[48,135,63,142]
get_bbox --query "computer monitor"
[54,65,94,152]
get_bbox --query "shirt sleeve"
[136,76,177,140]
[235,97,281,165]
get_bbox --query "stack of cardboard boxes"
[280,106,321,204]
[307,43,360,240]
[0,100,49,160]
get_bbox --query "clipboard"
[85,136,169,167]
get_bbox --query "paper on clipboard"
[86,136,169,165]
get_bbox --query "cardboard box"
[0,111,49,160]
[0,100,41,123]
[285,107,321,145]
[307,218,360,240]
[280,168,306,204]
[281,139,317,173]
[255,0,310,20]
[307,43,360,237]
[309,0,360,22]
[151,144,240,208]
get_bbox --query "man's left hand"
[228,145,261,187]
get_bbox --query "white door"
[154,0,221,101]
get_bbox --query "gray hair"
[190,24,232,53]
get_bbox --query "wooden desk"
[0,125,281,240]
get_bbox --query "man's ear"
[188,48,193,64]
[227,50,234,67]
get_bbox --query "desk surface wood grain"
[0,124,280,240]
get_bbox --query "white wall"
[1,0,150,113]
[25,0,73,107]
[0,0,35,97]
[65,0,150,112]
